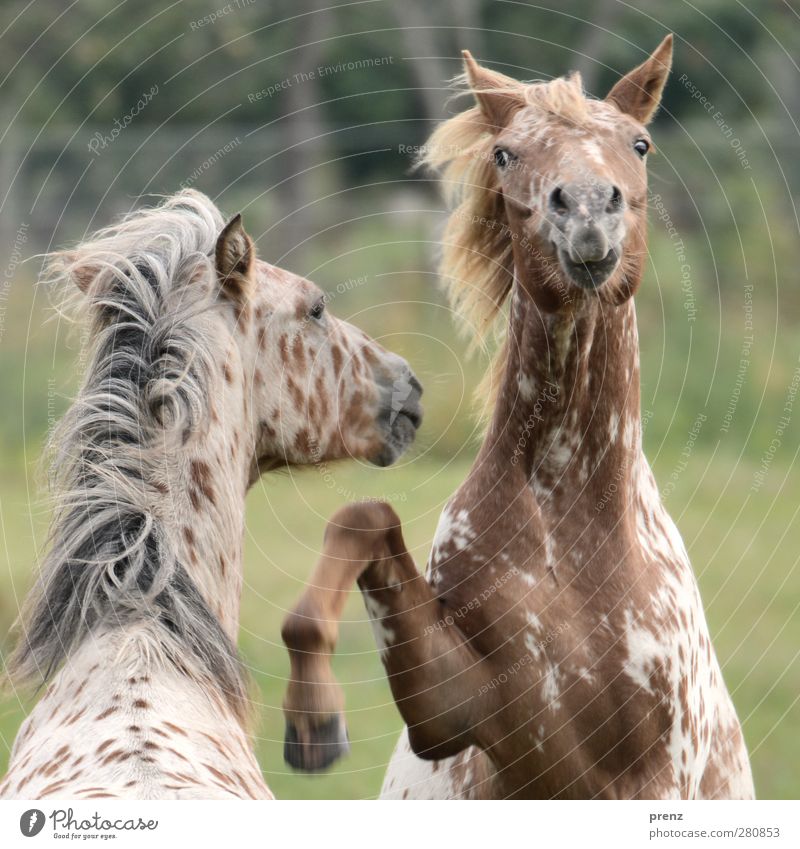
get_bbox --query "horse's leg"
[281,501,497,772]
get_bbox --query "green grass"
[1,448,799,798]
[0,220,798,797]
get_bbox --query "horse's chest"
[427,490,721,797]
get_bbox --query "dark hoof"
[284,714,350,772]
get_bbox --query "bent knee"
[326,500,401,540]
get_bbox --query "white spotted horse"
[280,37,755,799]
[0,190,422,799]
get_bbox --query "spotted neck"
[482,273,644,518]
[159,353,255,642]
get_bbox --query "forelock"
[521,73,589,125]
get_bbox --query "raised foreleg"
[281,500,497,771]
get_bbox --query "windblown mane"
[419,69,587,411]
[5,191,250,722]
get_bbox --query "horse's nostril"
[408,374,423,396]
[404,407,422,429]
[549,186,569,215]
[608,185,623,211]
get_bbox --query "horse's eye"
[494,148,514,168]
[633,138,650,157]
[308,299,325,321]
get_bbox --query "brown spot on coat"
[331,344,343,377]
[95,707,118,721]
[293,335,306,369]
[315,375,329,421]
[286,377,303,411]
[204,763,236,787]
[294,429,313,457]
[190,459,216,506]
[100,749,126,766]
[40,780,68,795]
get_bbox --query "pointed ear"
[60,251,101,294]
[606,35,673,124]
[215,213,254,303]
[462,50,526,131]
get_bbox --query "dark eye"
[494,148,515,168]
[633,138,650,158]
[308,299,325,321]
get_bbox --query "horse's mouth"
[557,246,620,289]
[369,371,423,467]
[371,408,422,467]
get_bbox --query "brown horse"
[281,36,755,799]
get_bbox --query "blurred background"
[1,0,799,798]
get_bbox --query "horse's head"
[461,35,672,307]
[214,216,423,475]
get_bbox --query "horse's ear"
[215,213,254,302]
[61,252,101,294]
[462,50,526,131]
[606,35,673,124]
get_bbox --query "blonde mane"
[419,69,588,412]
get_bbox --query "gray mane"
[5,191,250,722]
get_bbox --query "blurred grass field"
[1,218,799,799]
[0,0,799,803]
[1,452,799,799]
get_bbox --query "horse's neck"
[160,379,252,640]
[484,284,644,516]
